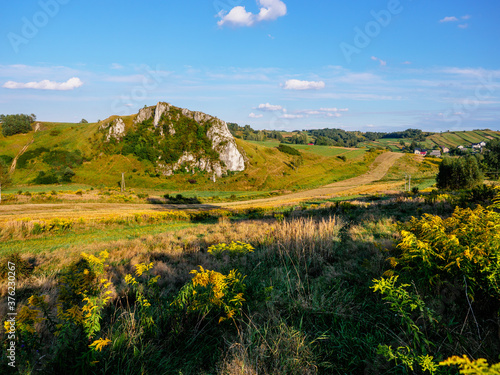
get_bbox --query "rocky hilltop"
[100,102,245,180]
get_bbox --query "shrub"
[277,144,301,156]
[34,170,59,185]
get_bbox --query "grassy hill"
[358,129,500,151]
[0,121,373,193]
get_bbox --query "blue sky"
[1,0,499,132]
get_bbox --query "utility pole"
[0,182,2,203]
[404,175,407,192]
[121,173,125,192]
[409,175,411,192]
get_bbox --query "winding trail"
[220,152,404,207]
[9,123,40,174]
[0,152,404,222]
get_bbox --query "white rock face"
[134,107,153,124]
[207,122,245,172]
[106,118,126,141]
[153,102,170,127]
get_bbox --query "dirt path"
[0,152,403,221]
[220,152,404,207]
[9,123,41,174]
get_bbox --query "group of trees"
[436,139,500,190]
[436,155,483,190]
[382,128,427,141]
[0,113,36,136]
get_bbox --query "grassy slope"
[5,122,370,194]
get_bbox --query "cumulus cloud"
[218,0,287,27]
[249,112,263,118]
[458,23,469,29]
[283,79,325,90]
[257,103,285,112]
[3,77,83,91]
[439,16,459,23]
[371,56,387,66]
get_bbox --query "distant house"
[457,145,464,150]
[472,143,482,149]
[429,150,442,157]
[441,147,450,153]
[480,141,487,147]
[420,150,428,156]
[414,149,427,156]
[414,149,421,155]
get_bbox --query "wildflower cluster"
[208,241,254,260]
[173,266,246,323]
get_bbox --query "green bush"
[277,144,301,156]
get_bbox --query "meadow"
[1,186,500,374]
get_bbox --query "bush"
[277,144,301,156]
[34,171,59,185]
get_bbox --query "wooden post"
[0,182,2,203]
[409,175,411,192]
[121,173,125,192]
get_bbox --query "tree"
[0,114,35,136]
[80,119,88,124]
[484,139,500,178]
[436,156,483,190]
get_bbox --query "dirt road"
[220,152,404,207]
[0,152,403,221]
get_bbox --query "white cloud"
[218,0,287,27]
[3,77,83,91]
[257,103,285,112]
[283,79,325,90]
[462,15,471,20]
[320,107,349,112]
[458,23,469,29]
[402,61,412,65]
[280,114,304,119]
[257,0,287,21]
[289,107,349,119]
[440,16,459,23]
[249,112,263,118]
[217,6,254,27]
[110,63,124,70]
[371,56,387,66]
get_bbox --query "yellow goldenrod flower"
[89,338,112,352]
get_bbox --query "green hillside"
[359,130,500,151]
[0,120,372,193]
